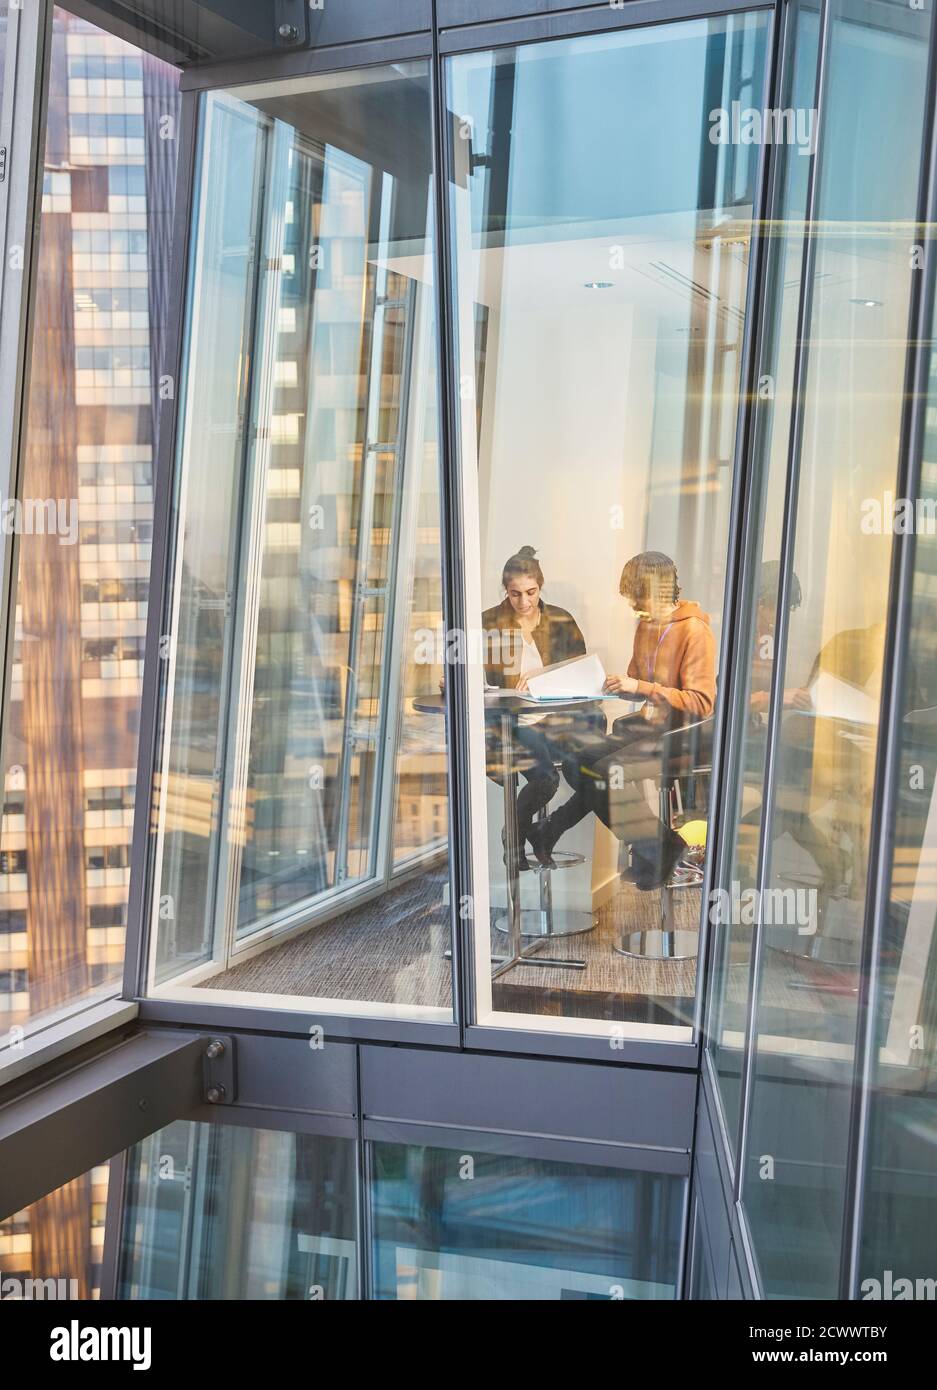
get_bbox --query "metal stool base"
[494,907,597,939]
[614,928,698,960]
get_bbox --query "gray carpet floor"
[199,863,703,1015]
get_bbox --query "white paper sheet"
[808,670,879,725]
[524,652,607,701]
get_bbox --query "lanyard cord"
[647,622,674,683]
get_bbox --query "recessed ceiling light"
[850,297,883,307]
[584,281,613,290]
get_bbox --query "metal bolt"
[278,23,298,40]
[138,1098,148,1111]
[206,1085,226,1104]
[205,1040,225,1059]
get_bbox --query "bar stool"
[494,800,597,939]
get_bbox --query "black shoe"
[526,819,558,869]
[626,828,687,891]
[501,824,531,872]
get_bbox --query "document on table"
[522,652,607,702]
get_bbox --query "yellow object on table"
[678,819,707,848]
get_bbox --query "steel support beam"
[0,1030,205,1218]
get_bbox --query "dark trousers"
[485,708,603,847]
[546,713,688,884]
[548,716,662,842]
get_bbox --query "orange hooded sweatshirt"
[627,600,716,722]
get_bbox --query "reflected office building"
[1,0,937,1305]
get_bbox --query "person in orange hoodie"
[528,552,715,884]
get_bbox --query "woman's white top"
[518,635,546,726]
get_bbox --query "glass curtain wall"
[147,63,452,1021]
[704,0,936,1299]
[117,1121,357,1299]
[0,8,179,1031]
[370,1142,683,1299]
[447,13,770,1043]
[858,259,937,1298]
[34,1122,684,1302]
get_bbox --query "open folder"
[520,653,607,702]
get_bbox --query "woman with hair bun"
[481,545,595,873]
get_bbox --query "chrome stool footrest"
[494,849,594,939]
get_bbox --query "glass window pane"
[0,9,179,1031]
[149,64,452,1021]
[371,1140,683,1299]
[448,14,769,1042]
[0,1164,111,1300]
[117,1121,357,1300]
[859,288,937,1296]
[741,0,933,1298]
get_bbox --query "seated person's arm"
[628,623,716,719]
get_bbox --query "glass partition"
[147,63,452,1022]
[447,13,770,1042]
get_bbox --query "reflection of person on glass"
[528,552,715,885]
[742,561,856,906]
[482,546,596,873]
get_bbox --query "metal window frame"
[117,0,792,1069]
[696,0,804,1185]
[126,38,465,1048]
[728,0,833,1298]
[439,0,777,1067]
[123,81,201,1004]
[699,0,937,1303]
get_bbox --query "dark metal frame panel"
[437,0,772,53]
[179,30,434,89]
